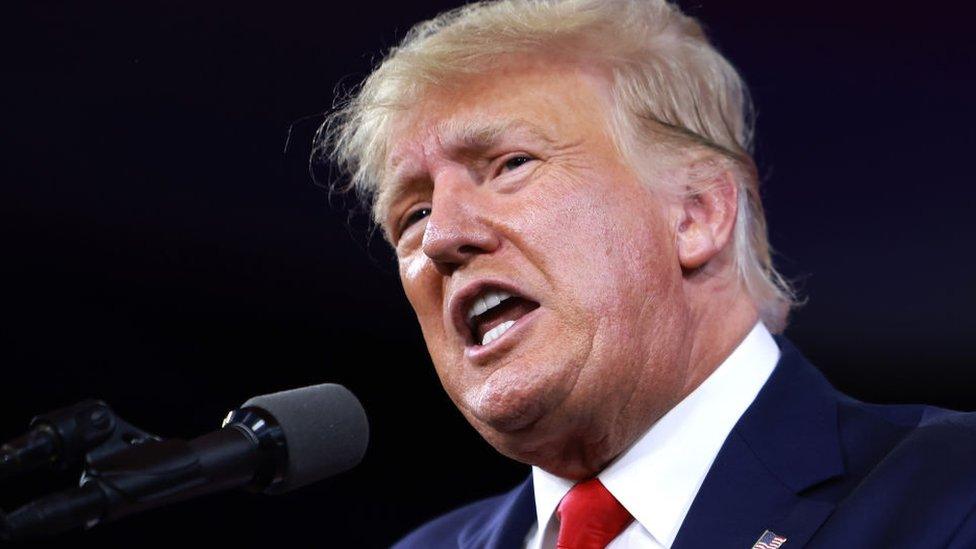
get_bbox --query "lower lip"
[464,307,542,364]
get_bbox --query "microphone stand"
[0,400,164,541]
[0,399,160,482]
[0,404,282,541]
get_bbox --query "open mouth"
[464,288,541,347]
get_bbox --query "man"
[321,0,976,547]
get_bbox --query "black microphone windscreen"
[242,383,368,494]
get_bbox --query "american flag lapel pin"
[751,529,788,548]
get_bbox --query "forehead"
[376,57,615,216]
[390,116,558,170]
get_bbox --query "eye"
[500,154,535,173]
[398,206,431,236]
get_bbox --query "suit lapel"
[673,338,845,548]
[457,476,536,549]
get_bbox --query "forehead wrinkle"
[378,116,558,225]
[379,125,440,224]
[438,117,557,152]
[376,158,424,230]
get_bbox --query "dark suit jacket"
[394,339,976,548]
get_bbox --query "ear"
[674,167,739,271]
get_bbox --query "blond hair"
[316,0,796,331]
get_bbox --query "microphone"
[0,383,368,541]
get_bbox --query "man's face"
[383,57,694,476]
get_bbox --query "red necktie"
[556,478,634,549]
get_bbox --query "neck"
[681,295,760,400]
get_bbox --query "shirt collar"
[530,322,781,548]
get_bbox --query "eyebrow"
[378,117,555,225]
[437,117,556,152]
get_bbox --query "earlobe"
[675,168,738,271]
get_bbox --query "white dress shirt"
[524,322,781,549]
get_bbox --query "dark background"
[3,0,974,546]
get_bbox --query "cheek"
[397,253,471,393]
[519,176,674,308]
[400,250,427,282]
[398,254,448,346]
[545,184,680,363]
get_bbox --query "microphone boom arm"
[1,421,276,541]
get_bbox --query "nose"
[421,171,500,270]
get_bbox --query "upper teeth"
[466,290,512,323]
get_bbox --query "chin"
[462,384,577,464]
[464,375,552,433]
[480,418,614,480]
[476,421,558,467]
[468,375,636,478]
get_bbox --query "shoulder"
[877,406,976,484]
[816,404,976,546]
[917,406,976,432]
[837,397,976,485]
[839,398,976,459]
[391,489,523,549]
